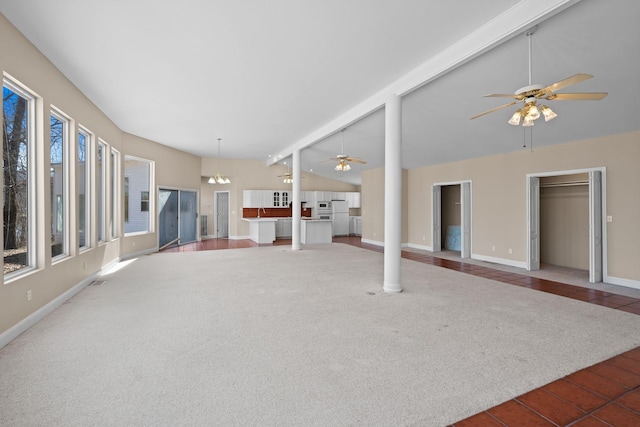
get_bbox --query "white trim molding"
[472,253,528,269]
[606,276,640,291]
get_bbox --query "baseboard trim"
[121,247,157,261]
[606,275,640,290]
[406,243,433,252]
[471,253,528,269]
[229,235,250,240]
[361,238,383,247]
[0,273,98,350]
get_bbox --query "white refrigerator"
[331,200,349,236]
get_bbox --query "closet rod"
[540,180,588,188]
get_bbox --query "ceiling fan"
[277,163,305,183]
[323,129,367,172]
[470,27,607,126]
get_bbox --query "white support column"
[291,149,302,251]
[383,94,402,293]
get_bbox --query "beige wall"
[200,159,359,237]
[0,13,124,336]
[361,168,408,244]
[365,132,639,283]
[0,15,202,337]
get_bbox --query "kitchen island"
[301,218,332,244]
[242,218,277,244]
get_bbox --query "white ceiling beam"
[267,0,582,166]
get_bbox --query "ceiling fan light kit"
[335,161,351,172]
[323,129,366,172]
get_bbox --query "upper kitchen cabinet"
[243,190,263,208]
[303,191,316,206]
[331,192,346,201]
[262,190,275,208]
[346,192,361,208]
[314,191,332,202]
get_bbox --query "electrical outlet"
[607,215,613,223]
[508,248,513,255]
[492,246,496,252]
[27,290,32,301]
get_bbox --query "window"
[97,141,106,243]
[110,148,120,239]
[78,127,91,250]
[124,177,129,223]
[141,191,149,212]
[3,80,35,276]
[124,156,153,234]
[50,110,69,259]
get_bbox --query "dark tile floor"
[161,236,640,426]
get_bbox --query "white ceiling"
[1,0,638,185]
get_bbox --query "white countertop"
[242,218,278,222]
[302,218,332,222]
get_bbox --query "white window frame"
[110,148,120,240]
[50,107,71,262]
[124,155,155,236]
[77,126,92,251]
[97,140,107,244]
[3,75,38,281]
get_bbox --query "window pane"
[50,113,67,258]
[3,85,30,275]
[124,177,129,223]
[124,156,151,234]
[110,150,119,238]
[78,129,90,249]
[97,142,105,242]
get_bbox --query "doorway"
[527,169,604,283]
[158,188,199,249]
[214,191,230,238]
[432,181,471,258]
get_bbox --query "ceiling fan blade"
[320,158,337,163]
[543,73,593,94]
[347,157,367,164]
[483,93,521,99]
[469,101,517,120]
[545,92,608,101]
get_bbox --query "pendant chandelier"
[208,138,231,184]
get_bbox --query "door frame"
[157,185,201,248]
[213,190,230,238]
[525,167,607,283]
[432,180,472,258]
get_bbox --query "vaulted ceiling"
[1,0,638,184]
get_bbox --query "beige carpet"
[1,243,639,426]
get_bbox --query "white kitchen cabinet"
[314,191,332,202]
[276,218,292,238]
[349,216,362,236]
[280,191,290,207]
[261,190,275,208]
[243,190,263,208]
[346,192,361,208]
[331,191,346,201]
[303,191,316,206]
